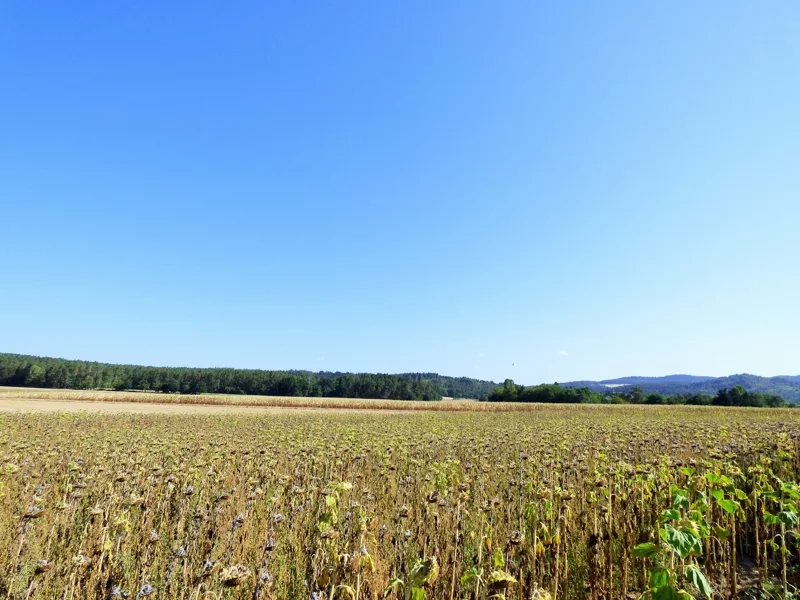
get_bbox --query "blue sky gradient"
[2,2,798,384]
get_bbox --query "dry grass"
[0,398,413,415]
[0,386,559,412]
[5,386,787,415]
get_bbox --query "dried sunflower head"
[320,528,339,540]
[108,585,128,599]
[72,554,91,568]
[35,559,52,574]
[408,557,439,588]
[487,570,517,592]
[200,559,219,578]
[509,530,524,545]
[23,506,46,519]
[220,565,251,587]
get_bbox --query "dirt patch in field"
[0,396,408,415]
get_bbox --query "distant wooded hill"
[2,353,798,403]
[0,353,495,401]
[561,374,800,402]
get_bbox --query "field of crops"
[1,407,799,599]
[0,387,518,412]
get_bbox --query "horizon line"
[2,351,797,385]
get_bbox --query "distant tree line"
[488,382,606,404]
[560,374,800,402]
[488,380,789,407]
[10,353,786,406]
[397,373,499,399]
[0,354,444,401]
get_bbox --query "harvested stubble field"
[1,406,799,600]
[0,387,527,413]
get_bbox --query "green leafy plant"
[763,480,800,597]
[633,485,712,599]
[383,557,439,600]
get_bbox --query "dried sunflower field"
[1,407,800,599]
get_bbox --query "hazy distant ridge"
[561,373,800,402]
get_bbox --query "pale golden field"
[0,387,524,413]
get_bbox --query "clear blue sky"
[1,2,798,384]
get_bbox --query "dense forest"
[488,379,790,407]
[396,372,499,399]
[0,354,498,401]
